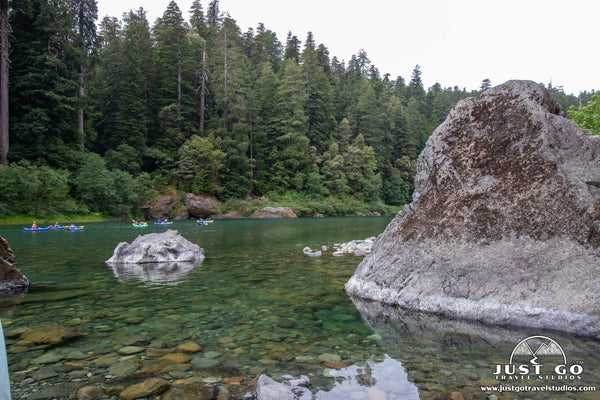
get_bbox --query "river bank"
[0,195,400,226]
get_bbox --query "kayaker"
[31,222,37,229]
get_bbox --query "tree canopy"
[0,0,592,217]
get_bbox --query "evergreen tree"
[480,78,491,91]
[0,0,10,166]
[250,62,279,192]
[272,58,310,191]
[92,16,123,153]
[189,0,207,38]
[283,32,300,62]
[74,0,98,151]
[153,1,187,143]
[209,16,251,197]
[115,9,149,152]
[320,142,348,195]
[301,32,335,150]
[9,0,82,165]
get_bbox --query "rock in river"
[345,80,600,338]
[0,235,28,295]
[105,230,204,264]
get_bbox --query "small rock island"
[105,229,205,265]
[345,80,600,338]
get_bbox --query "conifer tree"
[74,0,98,151]
[9,0,82,165]
[0,0,9,166]
[92,16,123,153]
[273,58,310,191]
[154,1,187,142]
[301,32,335,151]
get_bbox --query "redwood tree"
[0,0,9,166]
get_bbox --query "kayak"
[67,226,84,231]
[155,221,173,225]
[48,225,66,230]
[132,223,148,228]
[197,219,213,226]
[23,227,50,231]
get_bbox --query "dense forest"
[0,0,595,219]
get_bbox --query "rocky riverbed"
[5,301,600,399]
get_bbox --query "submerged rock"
[256,375,295,400]
[0,235,28,295]
[345,80,600,337]
[20,323,85,345]
[105,230,204,264]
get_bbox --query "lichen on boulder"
[345,80,600,338]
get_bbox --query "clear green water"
[2,217,600,399]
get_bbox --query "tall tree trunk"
[223,26,227,135]
[199,50,206,135]
[177,43,182,134]
[78,64,84,150]
[0,0,9,166]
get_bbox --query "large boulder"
[147,188,180,219]
[345,80,600,337]
[183,193,221,218]
[0,235,28,295]
[105,230,205,264]
[250,207,297,219]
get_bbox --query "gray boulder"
[105,230,205,264]
[345,80,600,338]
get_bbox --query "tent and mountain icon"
[509,336,567,365]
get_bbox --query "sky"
[96,0,599,95]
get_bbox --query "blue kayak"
[23,227,50,231]
[155,221,173,225]
[67,226,84,231]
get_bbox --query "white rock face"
[105,230,205,264]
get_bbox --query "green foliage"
[72,152,153,216]
[3,0,590,218]
[568,92,600,135]
[175,134,225,195]
[0,161,87,217]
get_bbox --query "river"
[1,217,599,399]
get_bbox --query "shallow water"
[1,217,600,399]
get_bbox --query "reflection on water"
[315,355,420,399]
[110,261,201,285]
[1,217,600,399]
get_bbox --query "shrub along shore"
[0,195,400,226]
